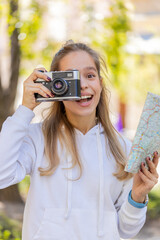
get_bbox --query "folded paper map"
[125,92,160,173]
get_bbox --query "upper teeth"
[81,95,92,99]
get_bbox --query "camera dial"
[51,78,68,95]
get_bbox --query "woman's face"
[59,50,102,119]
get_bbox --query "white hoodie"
[0,105,146,240]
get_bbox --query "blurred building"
[131,0,160,34]
[128,0,160,54]
[38,0,160,53]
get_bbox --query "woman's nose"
[80,76,88,89]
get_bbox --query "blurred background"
[0,0,160,239]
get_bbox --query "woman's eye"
[87,74,95,79]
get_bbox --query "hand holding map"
[125,92,160,173]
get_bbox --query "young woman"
[0,42,159,240]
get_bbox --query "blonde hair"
[39,41,132,180]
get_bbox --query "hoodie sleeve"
[0,105,36,189]
[115,178,147,239]
[114,134,147,239]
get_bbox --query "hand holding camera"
[22,68,53,111]
[34,70,81,102]
[22,68,81,111]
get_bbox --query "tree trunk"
[0,0,23,203]
[0,185,23,203]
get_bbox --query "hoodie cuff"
[13,105,35,124]
[121,196,147,219]
[128,190,148,208]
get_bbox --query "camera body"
[35,70,81,101]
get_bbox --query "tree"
[102,0,131,129]
[0,0,43,202]
[0,0,22,203]
[0,0,20,129]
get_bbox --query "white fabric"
[0,105,147,240]
[64,155,72,219]
[96,126,104,237]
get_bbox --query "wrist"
[22,102,36,111]
[128,190,148,208]
[131,191,146,203]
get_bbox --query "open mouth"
[76,95,93,102]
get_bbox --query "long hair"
[39,41,132,180]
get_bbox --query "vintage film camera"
[34,70,81,101]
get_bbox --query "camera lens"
[55,81,63,89]
[52,78,68,95]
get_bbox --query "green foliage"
[18,175,30,201]
[1,0,56,68]
[79,0,160,105]
[18,0,44,60]
[127,54,160,103]
[0,230,11,240]
[0,0,61,81]
[0,214,21,240]
[102,0,131,100]
[148,185,160,219]
[89,0,131,102]
[6,0,44,60]
[0,1,8,23]
[106,1,130,33]
[35,41,61,69]
[7,0,19,37]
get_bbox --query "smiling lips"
[76,95,93,106]
[80,95,93,100]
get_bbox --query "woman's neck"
[66,112,97,135]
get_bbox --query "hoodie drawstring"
[64,155,72,219]
[96,126,104,237]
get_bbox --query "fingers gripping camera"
[34,70,81,101]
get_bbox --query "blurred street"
[129,218,160,240]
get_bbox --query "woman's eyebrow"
[64,67,97,72]
[65,68,78,71]
[84,66,97,72]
